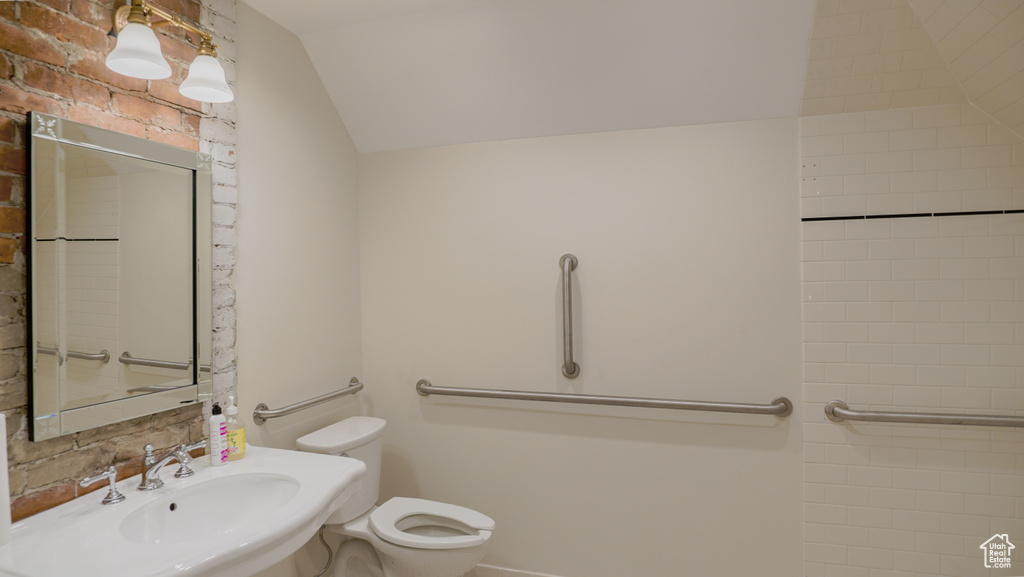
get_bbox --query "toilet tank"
[296,416,386,524]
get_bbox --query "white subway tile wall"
[803,0,967,117]
[63,241,119,405]
[61,177,120,407]
[801,101,1024,576]
[801,104,1024,218]
[908,0,1024,138]
[32,242,58,415]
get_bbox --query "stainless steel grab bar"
[416,379,792,416]
[825,400,1024,428]
[35,344,64,365]
[36,344,109,364]
[120,352,188,370]
[253,377,364,425]
[119,352,211,373]
[126,384,188,393]
[67,349,110,363]
[560,254,579,378]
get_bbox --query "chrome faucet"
[137,440,207,491]
[80,466,126,505]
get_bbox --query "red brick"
[182,111,200,135]
[146,126,198,150]
[0,237,16,263]
[0,207,24,234]
[20,3,107,50]
[0,21,67,68]
[150,0,201,27]
[0,54,12,80]
[11,482,75,521]
[23,63,111,109]
[149,79,202,112]
[68,104,146,138]
[112,92,180,127]
[70,0,112,28]
[35,0,71,12]
[68,44,149,92]
[0,175,15,202]
[0,2,13,20]
[0,117,15,144]
[0,146,26,174]
[157,32,199,65]
[0,84,64,116]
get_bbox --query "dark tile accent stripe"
[34,237,119,242]
[802,209,1024,222]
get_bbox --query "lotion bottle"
[209,403,228,466]
[225,396,246,461]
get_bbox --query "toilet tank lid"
[296,416,386,454]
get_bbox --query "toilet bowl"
[297,417,495,577]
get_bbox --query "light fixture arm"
[113,0,217,57]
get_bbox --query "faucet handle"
[142,444,157,466]
[80,466,126,505]
[173,441,207,478]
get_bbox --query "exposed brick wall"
[0,0,237,521]
[199,0,237,407]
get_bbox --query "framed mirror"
[27,112,212,441]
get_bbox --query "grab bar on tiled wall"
[120,351,211,373]
[36,344,63,364]
[36,344,109,364]
[825,401,1024,428]
[416,379,792,416]
[560,253,579,378]
[67,349,110,362]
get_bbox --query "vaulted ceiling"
[241,0,1023,153]
[241,0,817,153]
[802,0,1024,141]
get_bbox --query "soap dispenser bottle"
[225,397,246,461]
[210,403,228,466]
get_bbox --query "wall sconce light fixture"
[106,0,233,103]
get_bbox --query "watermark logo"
[981,534,1015,569]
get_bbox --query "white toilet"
[297,417,495,577]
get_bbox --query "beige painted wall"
[234,4,364,453]
[234,6,365,575]
[359,118,804,577]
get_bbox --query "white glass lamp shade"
[179,55,234,103]
[105,22,172,80]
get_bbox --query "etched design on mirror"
[32,115,58,139]
[28,112,212,441]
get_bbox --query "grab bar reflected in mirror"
[67,349,110,363]
[119,352,211,373]
[37,344,110,364]
[126,384,187,394]
[35,344,64,365]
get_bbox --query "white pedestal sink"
[0,445,365,577]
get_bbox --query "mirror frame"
[26,112,212,441]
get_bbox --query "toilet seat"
[368,497,495,550]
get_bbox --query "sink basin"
[0,445,365,577]
[120,473,300,545]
